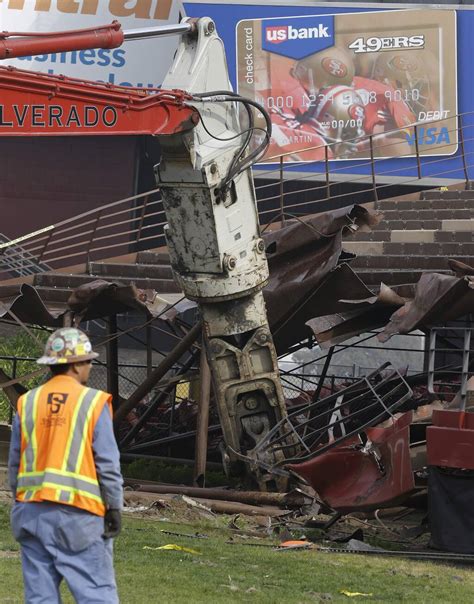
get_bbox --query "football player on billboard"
[371,49,439,116]
[297,85,366,158]
[254,107,332,162]
[292,46,416,156]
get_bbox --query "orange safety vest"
[16,375,112,517]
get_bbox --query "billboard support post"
[458,114,469,187]
[279,155,285,228]
[414,124,422,180]
[325,145,330,201]
[369,135,378,203]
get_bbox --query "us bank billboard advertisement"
[0,0,181,88]
[237,10,457,162]
[184,2,472,184]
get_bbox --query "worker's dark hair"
[49,364,71,376]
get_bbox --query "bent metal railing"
[0,111,472,281]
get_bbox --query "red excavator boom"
[0,22,123,59]
[0,21,199,136]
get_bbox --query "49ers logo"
[349,105,365,121]
[391,56,418,72]
[321,57,348,78]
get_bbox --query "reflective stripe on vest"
[63,387,101,474]
[17,468,103,502]
[20,386,43,473]
[17,386,104,505]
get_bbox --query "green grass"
[1,503,474,603]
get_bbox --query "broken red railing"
[231,363,414,510]
[289,411,415,512]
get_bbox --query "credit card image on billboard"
[236,9,457,163]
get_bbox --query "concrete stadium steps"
[421,189,474,200]
[376,208,474,222]
[88,261,174,280]
[34,270,180,293]
[350,255,469,271]
[355,269,452,287]
[30,248,181,308]
[379,198,474,211]
[350,230,392,242]
[375,220,443,231]
[344,187,474,289]
[346,241,474,257]
[136,251,172,265]
[34,286,74,303]
[27,187,474,309]
[349,229,474,243]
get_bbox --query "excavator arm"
[0,67,198,136]
[0,21,123,59]
[0,18,294,489]
[0,21,198,136]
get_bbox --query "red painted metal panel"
[432,408,474,429]
[287,412,415,512]
[427,410,474,469]
[0,22,199,137]
[0,67,198,137]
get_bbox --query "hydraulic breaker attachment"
[155,17,294,489]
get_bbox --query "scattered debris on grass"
[143,544,201,555]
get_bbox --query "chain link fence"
[0,355,399,411]
[279,362,424,399]
[0,355,198,425]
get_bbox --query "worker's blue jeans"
[11,501,119,604]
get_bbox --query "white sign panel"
[0,0,181,88]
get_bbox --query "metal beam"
[123,23,192,41]
[106,315,120,410]
[193,342,212,487]
[113,321,202,426]
[119,350,198,449]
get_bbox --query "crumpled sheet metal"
[0,283,65,327]
[0,204,378,340]
[379,271,474,342]
[263,205,380,353]
[68,279,172,321]
[287,411,415,512]
[0,279,172,327]
[307,276,415,348]
[308,263,474,347]
[159,206,380,352]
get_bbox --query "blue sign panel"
[183,3,473,185]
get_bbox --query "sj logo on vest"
[47,392,69,415]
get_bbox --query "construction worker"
[8,327,123,604]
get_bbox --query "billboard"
[236,10,457,162]
[184,2,473,185]
[0,0,181,88]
